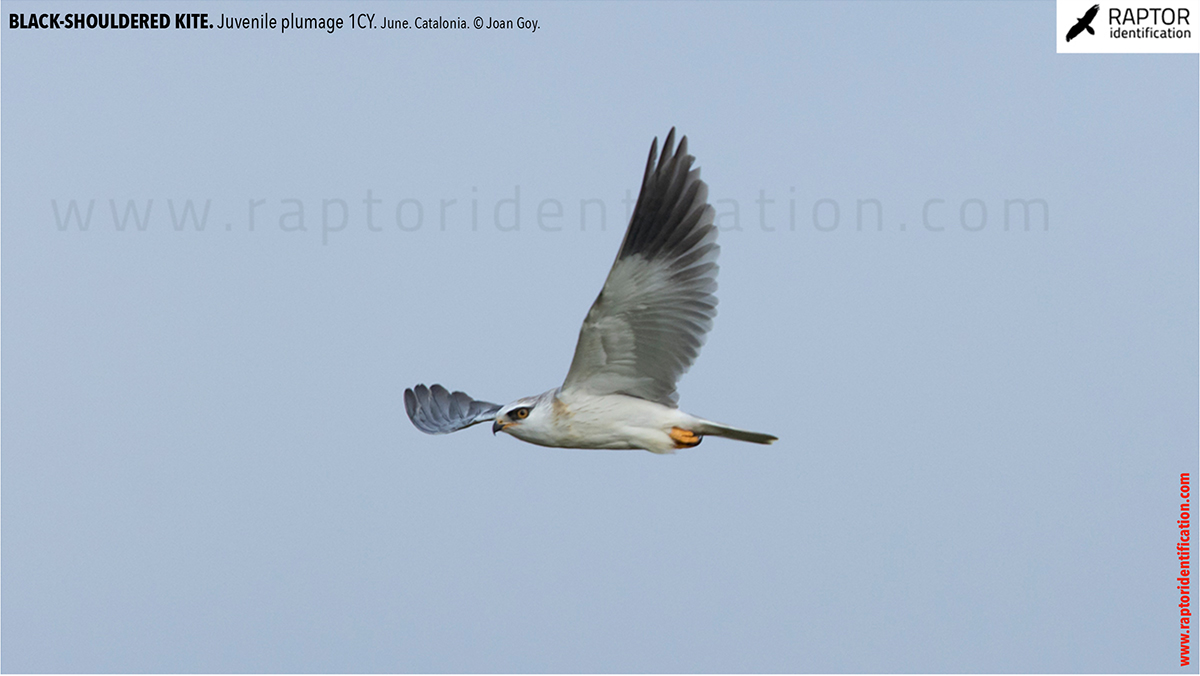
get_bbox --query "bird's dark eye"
[512,407,530,420]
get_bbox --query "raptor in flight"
[404,129,777,453]
[1066,4,1100,41]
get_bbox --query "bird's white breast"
[505,388,693,453]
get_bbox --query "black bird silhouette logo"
[1066,4,1100,41]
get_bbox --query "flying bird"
[404,129,777,453]
[1066,4,1100,41]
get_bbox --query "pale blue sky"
[3,1,1197,672]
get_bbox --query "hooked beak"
[492,420,508,435]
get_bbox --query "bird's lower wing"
[404,384,501,434]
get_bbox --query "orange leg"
[669,427,702,448]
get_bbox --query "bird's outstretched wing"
[404,384,502,434]
[1066,4,1099,41]
[561,128,719,407]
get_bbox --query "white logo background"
[1057,0,1200,52]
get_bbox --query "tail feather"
[694,420,777,445]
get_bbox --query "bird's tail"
[694,419,778,445]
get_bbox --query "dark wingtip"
[404,387,417,418]
[659,128,677,172]
[645,136,659,179]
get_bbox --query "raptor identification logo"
[1057,0,1200,52]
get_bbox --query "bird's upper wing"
[404,384,502,434]
[561,129,719,407]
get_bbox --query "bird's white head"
[492,395,544,437]
[492,389,563,443]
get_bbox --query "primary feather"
[404,384,501,434]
